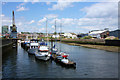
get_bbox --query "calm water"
[2,42,118,78]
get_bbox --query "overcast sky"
[1,0,119,33]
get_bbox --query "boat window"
[31,46,35,48]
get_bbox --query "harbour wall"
[105,40,120,46]
[0,39,14,79]
[0,39,16,55]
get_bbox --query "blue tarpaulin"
[40,42,47,45]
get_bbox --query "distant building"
[52,34,60,38]
[2,25,9,35]
[100,31,109,38]
[88,28,109,38]
[109,29,120,39]
[77,33,88,38]
[18,33,45,39]
[61,33,77,39]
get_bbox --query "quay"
[1,39,20,54]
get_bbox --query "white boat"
[55,52,76,68]
[28,40,39,54]
[35,45,51,61]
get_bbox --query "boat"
[35,42,51,61]
[28,39,39,54]
[52,52,76,68]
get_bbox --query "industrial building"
[88,28,109,38]
[2,25,9,34]
[109,29,120,39]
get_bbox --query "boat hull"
[35,52,50,61]
[28,48,37,55]
[54,58,76,68]
[35,55,50,61]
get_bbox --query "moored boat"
[53,52,76,68]
[35,42,51,61]
[28,39,39,54]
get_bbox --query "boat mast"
[60,22,62,52]
[46,18,48,44]
[55,18,57,46]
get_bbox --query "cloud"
[101,0,119,2]
[24,0,28,2]
[52,25,55,29]
[17,22,22,26]
[16,2,29,12]
[28,20,35,24]
[2,1,118,33]
[2,2,7,5]
[46,2,51,5]
[2,15,12,26]
[1,14,5,17]
[48,0,118,11]
[16,6,29,12]
[17,2,26,8]
[39,28,45,32]
[48,0,74,10]
[31,0,39,4]
[47,16,118,33]
[81,2,118,18]
[38,17,47,25]
[1,14,45,33]
[45,14,58,19]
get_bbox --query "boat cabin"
[30,42,39,49]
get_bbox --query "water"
[2,42,118,78]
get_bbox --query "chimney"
[12,11,15,27]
